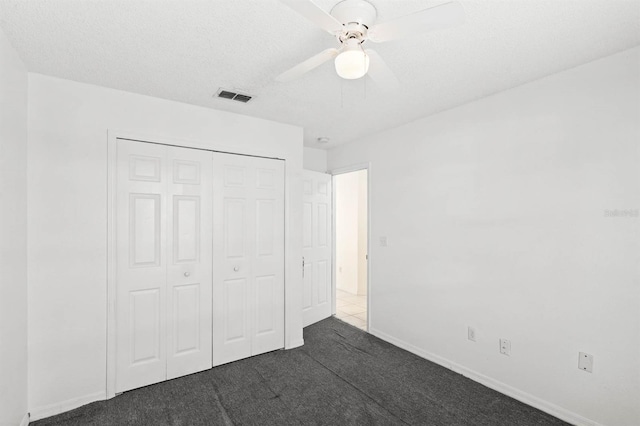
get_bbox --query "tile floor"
[335,288,367,331]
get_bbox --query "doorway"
[333,169,368,331]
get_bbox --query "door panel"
[129,155,161,182]
[303,202,313,248]
[213,153,285,366]
[166,145,213,380]
[173,196,200,263]
[317,203,329,247]
[256,200,275,256]
[255,275,276,335]
[116,141,167,392]
[172,283,200,355]
[223,278,249,343]
[302,261,313,310]
[317,260,329,304]
[215,180,252,363]
[116,140,213,391]
[249,157,285,357]
[130,194,161,266]
[302,170,333,327]
[130,288,161,364]
[224,199,246,258]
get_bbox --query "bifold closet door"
[302,170,332,327]
[115,139,213,393]
[212,153,285,366]
[166,146,213,380]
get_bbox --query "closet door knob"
[233,266,239,272]
[184,272,190,277]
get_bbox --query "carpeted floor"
[33,317,568,425]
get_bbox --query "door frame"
[107,129,294,399]
[330,163,371,330]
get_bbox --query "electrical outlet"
[578,352,593,373]
[499,338,511,356]
[467,326,476,342]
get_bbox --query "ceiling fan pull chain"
[364,70,367,100]
[360,44,368,100]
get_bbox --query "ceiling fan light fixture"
[334,39,369,79]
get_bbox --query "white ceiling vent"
[215,88,253,103]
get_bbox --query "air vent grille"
[233,94,252,103]
[217,90,235,100]
[215,88,253,103]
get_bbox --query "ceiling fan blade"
[365,50,400,90]
[276,48,340,82]
[279,0,344,35]
[368,1,465,43]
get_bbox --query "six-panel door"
[302,170,333,327]
[212,153,285,366]
[116,140,214,392]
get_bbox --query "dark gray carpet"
[33,317,568,425]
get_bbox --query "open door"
[302,170,332,327]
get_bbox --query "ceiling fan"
[276,0,465,87]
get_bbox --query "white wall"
[328,47,640,426]
[303,147,327,172]
[27,74,304,418]
[0,27,28,426]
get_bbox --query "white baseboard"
[29,391,106,422]
[369,328,603,426]
[286,338,304,350]
[20,412,29,426]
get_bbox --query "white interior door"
[212,152,285,366]
[115,140,213,393]
[302,170,332,327]
[166,146,213,380]
[116,140,167,392]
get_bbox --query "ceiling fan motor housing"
[331,0,377,44]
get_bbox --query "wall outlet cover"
[467,326,476,342]
[578,352,593,373]
[499,338,511,356]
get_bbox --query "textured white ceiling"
[0,0,638,148]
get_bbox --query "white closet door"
[251,157,285,356]
[166,146,213,379]
[116,140,213,393]
[212,153,285,366]
[302,171,332,327]
[116,140,168,392]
